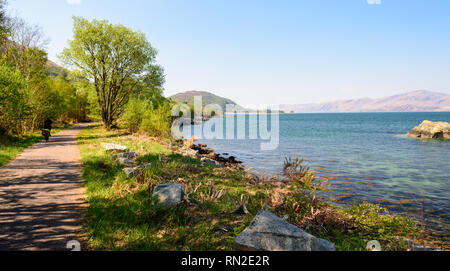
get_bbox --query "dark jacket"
[44,119,53,130]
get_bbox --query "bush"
[348,202,420,243]
[121,95,173,137]
[140,101,172,137]
[121,97,147,133]
[0,63,28,135]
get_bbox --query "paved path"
[0,125,87,251]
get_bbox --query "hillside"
[46,59,67,77]
[170,91,247,112]
[2,39,66,77]
[281,90,450,113]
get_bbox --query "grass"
[0,123,73,167]
[78,124,424,251]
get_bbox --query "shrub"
[140,101,172,137]
[348,202,420,243]
[121,97,147,133]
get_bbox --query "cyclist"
[44,118,52,136]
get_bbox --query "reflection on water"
[191,112,450,235]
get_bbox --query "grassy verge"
[78,124,423,251]
[0,123,73,167]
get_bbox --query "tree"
[60,17,158,128]
[0,61,28,135]
[4,45,47,80]
[2,16,49,80]
[6,16,48,49]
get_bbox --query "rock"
[318,238,337,251]
[101,143,128,151]
[183,137,198,149]
[113,152,137,160]
[175,148,198,159]
[201,158,224,168]
[184,149,199,158]
[234,210,336,251]
[116,157,134,166]
[227,156,242,164]
[124,167,140,178]
[403,238,442,251]
[123,163,152,178]
[152,183,184,207]
[406,120,450,139]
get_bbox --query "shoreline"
[77,124,447,251]
[176,137,449,250]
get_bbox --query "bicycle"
[42,129,51,142]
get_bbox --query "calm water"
[190,112,450,234]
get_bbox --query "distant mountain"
[281,90,450,113]
[170,91,247,112]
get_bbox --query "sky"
[6,0,450,106]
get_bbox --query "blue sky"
[7,0,450,105]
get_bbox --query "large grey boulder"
[234,210,335,251]
[101,143,128,151]
[152,183,184,207]
[406,120,450,139]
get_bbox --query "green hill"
[46,60,67,78]
[170,91,246,113]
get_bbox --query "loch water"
[188,112,450,235]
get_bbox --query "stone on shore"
[152,183,184,207]
[183,137,198,149]
[124,167,140,178]
[234,210,336,251]
[201,157,224,168]
[113,152,137,160]
[123,163,152,178]
[406,120,450,139]
[101,143,128,151]
[180,149,198,159]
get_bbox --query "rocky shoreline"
[97,134,445,251]
[173,137,246,171]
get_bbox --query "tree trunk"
[102,110,114,129]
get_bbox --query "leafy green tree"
[0,62,28,135]
[139,64,165,99]
[4,46,48,80]
[60,17,159,128]
[23,76,63,131]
